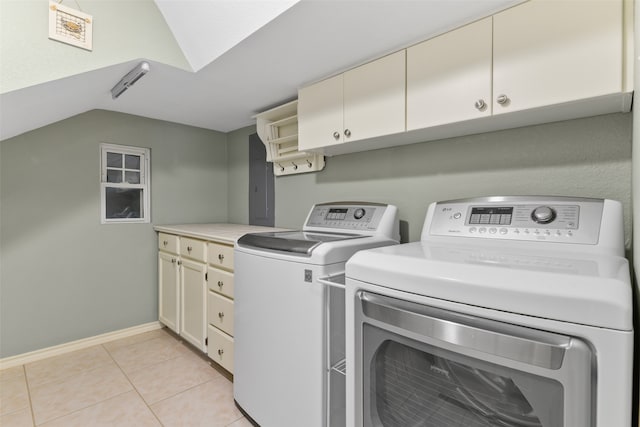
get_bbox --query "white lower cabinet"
[208,324,234,373]
[157,226,271,376]
[180,258,207,352]
[157,233,207,352]
[158,251,180,333]
[206,241,236,374]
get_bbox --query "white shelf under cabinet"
[255,100,325,176]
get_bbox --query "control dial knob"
[531,206,556,224]
[353,208,366,220]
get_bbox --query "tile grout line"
[33,390,134,426]
[101,342,167,427]
[23,364,36,427]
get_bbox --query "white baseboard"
[0,321,163,370]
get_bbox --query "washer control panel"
[305,203,386,231]
[428,197,604,244]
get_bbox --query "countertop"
[153,223,288,245]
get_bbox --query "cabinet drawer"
[208,291,234,336]
[158,233,179,254]
[208,242,234,271]
[207,325,234,373]
[180,237,206,262]
[207,267,234,299]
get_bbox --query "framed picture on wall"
[48,1,93,51]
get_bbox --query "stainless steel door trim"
[359,291,570,369]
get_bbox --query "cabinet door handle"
[163,240,168,247]
[187,246,192,253]
[332,131,340,140]
[217,280,224,288]
[218,312,224,319]
[218,349,224,356]
[218,254,224,262]
[177,260,182,266]
[474,99,486,111]
[344,129,352,138]
[496,94,509,105]
[171,258,176,264]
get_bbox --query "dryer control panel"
[427,196,607,245]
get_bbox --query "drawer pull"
[217,280,224,288]
[218,349,224,356]
[218,312,224,319]
[218,254,225,262]
[163,240,168,247]
[187,246,192,253]
[171,258,176,264]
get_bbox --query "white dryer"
[234,202,399,427]
[346,196,633,427]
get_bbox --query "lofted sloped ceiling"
[0,0,524,141]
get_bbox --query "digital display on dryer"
[326,208,348,220]
[469,207,513,225]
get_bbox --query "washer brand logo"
[304,269,312,282]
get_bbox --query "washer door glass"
[365,325,564,427]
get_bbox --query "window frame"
[100,143,150,224]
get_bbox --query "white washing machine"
[234,202,399,427]
[346,196,633,427]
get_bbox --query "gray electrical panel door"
[249,133,275,226]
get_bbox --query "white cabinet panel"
[207,242,234,272]
[158,251,180,333]
[208,267,234,299]
[343,50,406,141]
[208,291,234,336]
[180,237,206,262]
[407,17,492,130]
[298,50,405,152]
[493,0,623,114]
[298,74,344,150]
[181,258,207,352]
[208,325,234,374]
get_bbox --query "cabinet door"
[208,325,234,373]
[298,74,344,151]
[493,0,623,114]
[407,17,492,130]
[158,251,180,333]
[208,267,234,299]
[181,259,207,352]
[208,291,234,336]
[344,50,406,142]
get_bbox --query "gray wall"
[2,110,631,358]
[263,113,632,245]
[226,126,255,225]
[0,110,227,358]
[1,0,189,93]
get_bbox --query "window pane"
[105,187,143,219]
[125,171,140,184]
[107,152,122,168]
[106,169,122,183]
[125,154,141,170]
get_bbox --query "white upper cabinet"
[407,17,493,130]
[492,0,624,114]
[299,51,405,151]
[342,51,406,142]
[299,0,630,156]
[298,74,344,150]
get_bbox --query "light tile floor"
[0,328,253,427]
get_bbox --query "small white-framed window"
[100,143,150,224]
